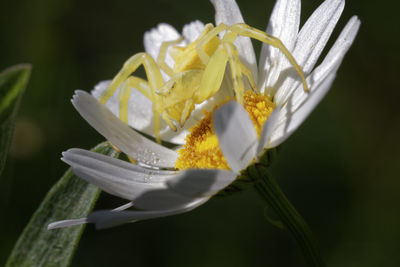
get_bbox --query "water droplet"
[144,174,152,183]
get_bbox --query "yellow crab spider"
[99,23,309,143]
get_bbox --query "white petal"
[47,201,134,230]
[143,23,185,81]
[182,20,205,43]
[268,15,360,148]
[63,149,172,193]
[88,198,209,229]
[112,202,134,211]
[143,23,181,59]
[311,15,361,83]
[264,0,301,59]
[257,106,281,153]
[269,72,336,147]
[294,0,345,73]
[213,101,258,173]
[288,15,361,113]
[49,200,140,230]
[167,169,236,197]
[259,0,301,93]
[210,0,258,82]
[47,218,88,230]
[274,0,345,105]
[72,90,178,168]
[62,148,203,211]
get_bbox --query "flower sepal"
[215,148,278,197]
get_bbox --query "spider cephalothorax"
[99,23,308,142]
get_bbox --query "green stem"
[248,163,325,267]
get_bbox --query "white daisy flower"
[49,0,360,229]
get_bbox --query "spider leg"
[195,41,246,107]
[195,23,227,65]
[228,23,309,93]
[239,61,257,92]
[180,99,194,127]
[157,37,184,77]
[197,32,249,105]
[161,111,176,131]
[195,44,229,104]
[118,76,151,124]
[100,53,164,103]
[195,23,258,105]
[100,52,164,142]
[223,42,245,104]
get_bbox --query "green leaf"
[5,142,119,267]
[0,64,31,176]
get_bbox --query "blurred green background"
[1,0,399,266]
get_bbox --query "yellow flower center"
[175,90,275,170]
